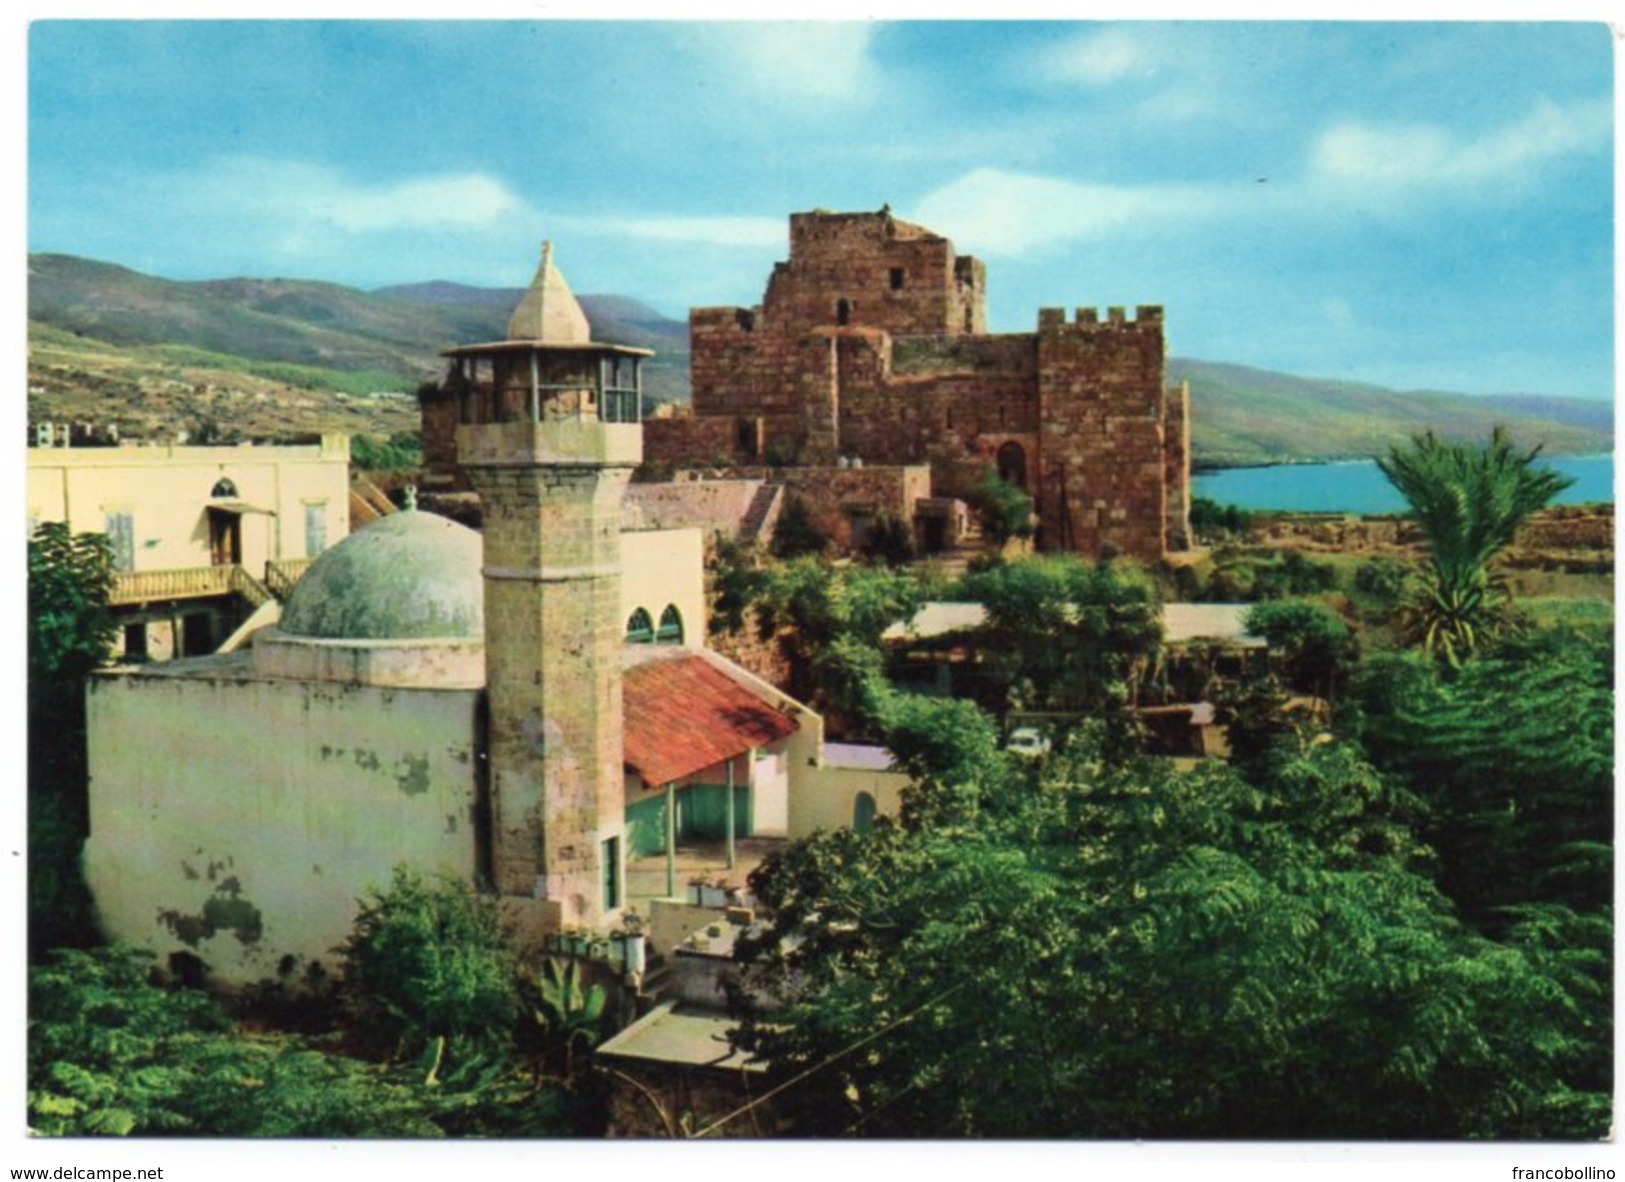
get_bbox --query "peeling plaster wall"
[85,665,478,987]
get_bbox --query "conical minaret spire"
[506,240,592,344]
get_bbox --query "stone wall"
[778,465,933,552]
[465,454,631,929]
[623,479,761,539]
[1516,503,1614,551]
[643,412,745,470]
[1035,306,1171,560]
[673,211,1187,561]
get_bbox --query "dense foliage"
[731,720,1610,1138]
[955,556,1161,732]
[1244,599,1358,699]
[28,946,578,1137]
[351,429,423,471]
[337,867,520,1073]
[1188,496,1253,541]
[1348,631,1613,928]
[770,495,831,559]
[971,472,1035,545]
[28,522,117,957]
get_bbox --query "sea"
[1191,454,1614,515]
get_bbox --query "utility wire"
[686,979,966,1139]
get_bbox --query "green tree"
[28,522,117,957]
[1347,631,1613,928]
[337,867,519,1076]
[971,472,1034,545]
[957,556,1162,733]
[751,557,924,713]
[729,724,1609,1138]
[1377,429,1571,665]
[28,945,577,1138]
[352,430,423,471]
[1244,599,1358,700]
[770,494,830,559]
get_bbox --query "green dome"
[280,511,484,641]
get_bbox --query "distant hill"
[27,253,1612,463]
[1169,358,1611,468]
[28,254,691,413]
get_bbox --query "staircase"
[635,947,675,1015]
[738,483,783,549]
[349,474,397,525]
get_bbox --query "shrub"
[1189,497,1253,541]
[337,867,517,1071]
[862,511,916,566]
[770,495,830,559]
[973,473,1034,545]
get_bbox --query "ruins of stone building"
[643,208,1191,560]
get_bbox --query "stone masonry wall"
[778,465,933,552]
[1035,306,1171,561]
[643,415,743,470]
[766,210,985,340]
[466,460,630,929]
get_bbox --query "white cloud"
[1311,98,1611,190]
[697,23,878,102]
[911,168,1209,256]
[1035,27,1158,87]
[177,157,529,236]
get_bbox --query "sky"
[22,19,1619,398]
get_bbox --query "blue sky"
[26,19,1616,400]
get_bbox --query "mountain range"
[27,253,1612,465]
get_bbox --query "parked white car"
[1006,727,1052,759]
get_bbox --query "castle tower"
[446,242,650,930]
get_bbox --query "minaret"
[445,242,650,930]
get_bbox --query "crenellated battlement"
[1038,305,1164,332]
[669,207,1187,559]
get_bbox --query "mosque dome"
[279,510,484,641]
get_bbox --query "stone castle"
[643,207,1191,560]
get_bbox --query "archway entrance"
[853,791,876,834]
[997,441,1028,490]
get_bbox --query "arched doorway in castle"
[997,441,1028,490]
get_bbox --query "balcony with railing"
[111,561,289,608]
[110,565,236,606]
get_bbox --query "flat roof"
[883,601,1263,647]
[822,743,897,772]
[595,1003,764,1073]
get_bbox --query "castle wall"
[778,465,933,552]
[644,414,745,470]
[1035,306,1171,561]
[767,210,985,340]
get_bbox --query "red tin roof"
[623,654,798,787]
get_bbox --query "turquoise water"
[1192,454,1614,514]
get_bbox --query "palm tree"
[1377,428,1572,665]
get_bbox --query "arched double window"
[626,607,654,644]
[211,477,239,498]
[657,605,684,645]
